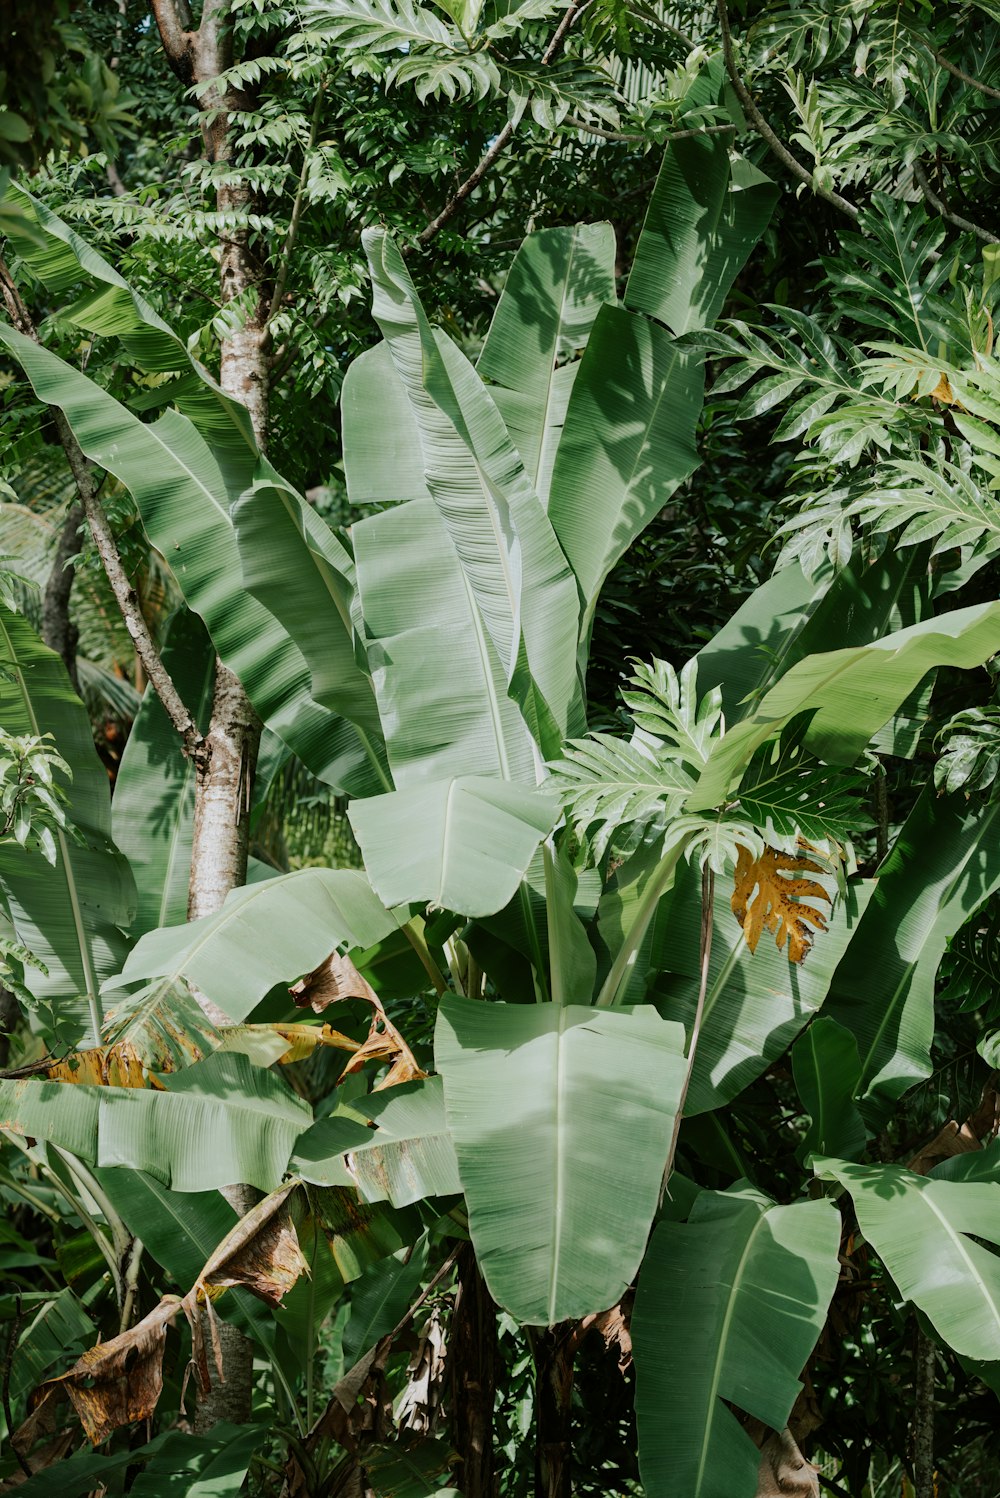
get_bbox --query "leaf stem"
[715,0,859,222]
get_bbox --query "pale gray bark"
[153,0,268,1431]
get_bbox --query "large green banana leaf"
[434,997,686,1323]
[821,1159,1000,1361]
[695,547,931,724]
[343,340,433,506]
[632,1190,841,1498]
[625,139,778,335]
[4,1285,93,1436]
[0,180,256,465]
[351,496,537,785]
[0,1052,309,1191]
[688,599,1000,810]
[0,323,376,794]
[363,228,583,754]
[292,1076,461,1205]
[11,1423,266,1498]
[477,222,616,503]
[824,789,1000,1119]
[111,608,214,937]
[650,865,875,1114]
[349,777,559,918]
[107,868,396,1024]
[231,462,389,783]
[0,603,135,1044]
[546,306,705,650]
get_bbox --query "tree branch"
[266,84,325,326]
[913,161,1000,244]
[715,0,859,222]
[417,0,591,246]
[0,257,206,763]
[150,0,196,79]
[926,45,1000,102]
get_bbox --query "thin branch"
[266,84,325,326]
[927,45,1000,102]
[660,863,715,1206]
[0,258,206,764]
[562,115,736,145]
[417,0,590,246]
[914,160,1000,244]
[716,0,859,222]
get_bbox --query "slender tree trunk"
[913,1324,935,1498]
[534,1328,574,1498]
[151,0,269,1431]
[450,1246,496,1498]
[41,505,83,694]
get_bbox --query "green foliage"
[6,3,1000,1488]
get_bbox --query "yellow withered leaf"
[731,844,831,964]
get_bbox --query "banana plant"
[2,131,1000,1498]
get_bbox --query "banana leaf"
[0,603,135,1045]
[821,1158,1000,1361]
[111,608,214,937]
[477,222,616,503]
[349,777,559,918]
[633,1189,840,1498]
[435,996,686,1323]
[108,867,396,1024]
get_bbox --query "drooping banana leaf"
[363,228,583,755]
[434,996,686,1323]
[107,867,396,1024]
[0,323,375,794]
[231,462,390,786]
[94,1166,279,1352]
[649,863,876,1114]
[292,1076,461,1205]
[688,600,1000,810]
[10,1422,267,1498]
[0,1051,310,1191]
[1,179,256,466]
[820,1158,1000,1361]
[349,776,559,918]
[477,222,616,503]
[0,603,135,1045]
[625,139,778,335]
[632,1189,841,1498]
[351,495,537,786]
[546,306,705,652]
[694,546,930,725]
[824,789,1000,1121]
[111,608,214,938]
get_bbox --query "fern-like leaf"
[935,704,1000,795]
[734,719,871,848]
[619,658,725,773]
[547,734,693,862]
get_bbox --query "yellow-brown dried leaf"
[731,845,830,964]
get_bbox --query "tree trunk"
[913,1324,935,1498]
[151,0,270,1431]
[41,504,83,694]
[534,1328,574,1498]
[449,1246,496,1498]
